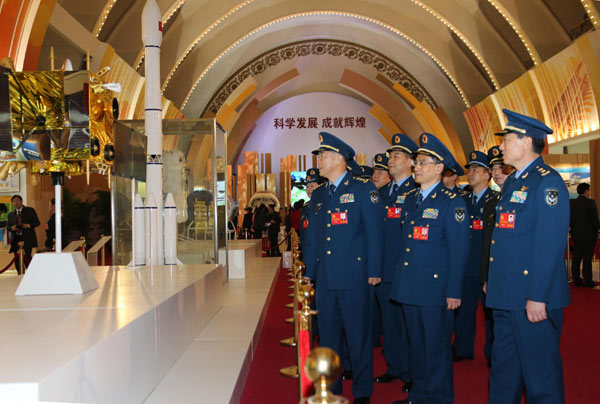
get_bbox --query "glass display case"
[111,119,227,274]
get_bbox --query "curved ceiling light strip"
[164,0,186,23]
[581,0,599,27]
[134,0,188,70]
[180,11,472,110]
[408,0,499,90]
[485,0,540,66]
[159,0,257,84]
[93,0,118,38]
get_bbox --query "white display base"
[15,252,98,296]
[0,264,224,403]
[219,239,263,279]
[144,257,281,404]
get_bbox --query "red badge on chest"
[387,207,402,218]
[472,220,483,230]
[499,213,515,229]
[302,219,308,229]
[413,226,429,240]
[331,212,348,225]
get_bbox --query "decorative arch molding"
[201,39,438,117]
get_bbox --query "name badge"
[510,191,527,203]
[499,213,515,229]
[340,193,355,203]
[395,195,406,204]
[331,212,348,225]
[387,207,402,218]
[472,220,483,230]
[413,226,429,240]
[422,208,439,219]
[303,219,308,229]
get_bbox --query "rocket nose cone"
[63,58,73,71]
[141,0,162,46]
[135,193,144,207]
[145,192,157,207]
[165,192,176,208]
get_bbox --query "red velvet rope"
[0,255,17,275]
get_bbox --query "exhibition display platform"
[0,264,224,403]
[144,257,281,404]
[219,239,264,279]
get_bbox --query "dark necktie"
[329,184,336,196]
[416,192,423,207]
[472,195,477,205]
[16,210,22,235]
[393,184,399,193]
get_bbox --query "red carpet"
[241,267,600,403]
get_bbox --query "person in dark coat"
[252,204,267,239]
[7,195,40,274]
[266,204,282,256]
[241,207,253,238]
[45,198,69,251]
[570,182,600,287]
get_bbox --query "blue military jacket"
[390,182,469,307]
[486,157,570,311]
[299,202,310,250]
[463,187,498,278]
[304,171,384,289]
[381,177,418,283]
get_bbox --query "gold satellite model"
[0,57,118,180]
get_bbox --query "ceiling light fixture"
[180,11,471,110]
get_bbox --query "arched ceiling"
[46,0,596,154]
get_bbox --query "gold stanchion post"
[301,347,349,404]
[100,234,106,266]
[17,241,25,274]
[80,236,87,257]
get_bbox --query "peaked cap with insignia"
[495,109,553,140]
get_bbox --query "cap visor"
[494,129,513,136]
[464,162,488,169]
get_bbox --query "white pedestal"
[15,252,98,296]
[219,239,263,279]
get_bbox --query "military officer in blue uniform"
[486,109,570,404]
[453,151,497,362]
[370,152,390,349]
[372,153,392,189]
[299,168,322,250]
[390,133,469,404]
[480,145,513,367]
[304,132,384,404]
[374,134,418,392]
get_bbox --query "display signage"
[273,116,366,130]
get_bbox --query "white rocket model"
[164,193,177,265]
[145,192,159,266]
[142,0,164,265]
[133,193,145,266]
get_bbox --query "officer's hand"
[525,300,547,323]
[447,298,461,310]
[368,277,381,285]
[482,282,487,294]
